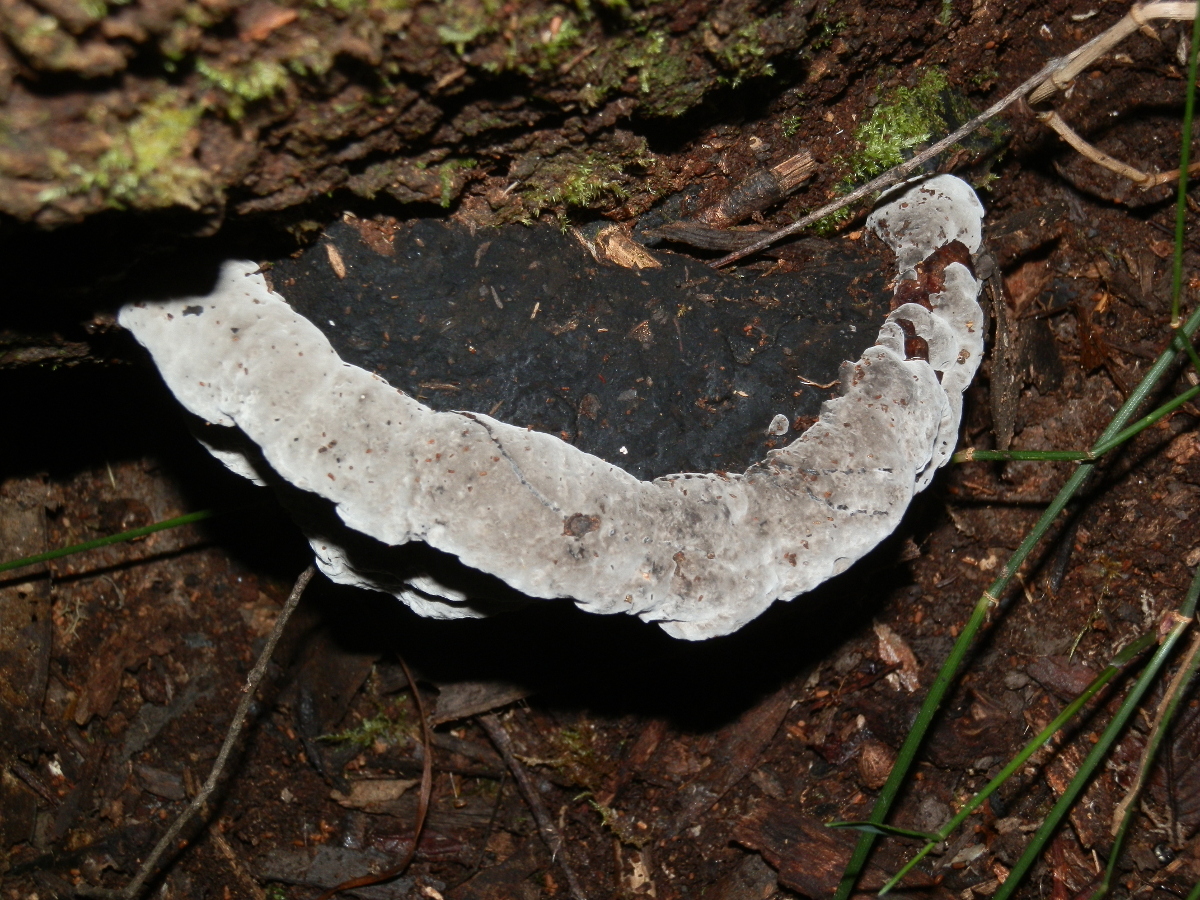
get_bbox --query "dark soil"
[3,0,1200,898]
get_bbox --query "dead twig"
[796,375,840,389]
[478,712,589,900]
[73,565,317,900]
[1110,629,1200,834]
[211,829,268,900]
[1028,2,1200,190]
[710,57,1065,268]
[713,4,1200,268]
[445,772,508,891]
[1043,109,1200,187]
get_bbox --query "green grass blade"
[0,509,216,575]
[1178,328,1200,377]
[834,304,1200,900]
[1091,383,1200,456]
[878,632,1155,895]
[1090,630,1200,900]
[826,822,940,841]
[1170,0,1200,328]
[993,590,1197,900]
[955,380,1200,464]
[954,449,1090,463]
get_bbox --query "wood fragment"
[72,566,317,900]
[712,58,1063,267]
[661,686,792,838]
[479,712,588,900]
[693,152,815,228]
[733,801,936,896]
[212,829,268,900]
[316,654,433,899]
[325,243,347,279]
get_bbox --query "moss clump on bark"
[34,89,212,214]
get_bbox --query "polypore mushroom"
[120,174,985,640]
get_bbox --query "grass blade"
[0,509,216,575]
[1090,630,1200,899]
[992,580,1197,900]
[834,303,1200,900]
[878,633,1155,895]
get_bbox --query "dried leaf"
[331,778,419,811]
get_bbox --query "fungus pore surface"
[120,175,986,640]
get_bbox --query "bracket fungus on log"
[120,175,986,640]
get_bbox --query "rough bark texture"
[0,0,956,231]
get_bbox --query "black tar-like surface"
[268,220,892,480]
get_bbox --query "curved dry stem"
[1040,110,1200,188]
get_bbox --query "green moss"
[847,67,948,181]
[507,131,655,222]
[433,0,502,55]
[437,23,485,53]
[974,170,999,191]
[808,0,847,51]
[574,0,629,15]
[539,724,610,790]
[632,30,706,116]
[813,67,964,234]
[534,16,583,70]
[493,7,586,78]
[438,157,477,207]
[282,36,336,78]
[15,15,62,53]
[78,0,107,19]
[562,158,628,206]
[586,13,787,113]
[195,58,291,119]
[522,152,628,216]
[321,703,412,747]
[128,99,201,176]
[577,29,700,117]
[780,114,803,137]
[712,22,775,87]
[969,66,999,89]
[308,0,409,13]
[588,798,650,847]
[37,91,209,212]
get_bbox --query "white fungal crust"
[119,175,985,640]
[867,174,985,273]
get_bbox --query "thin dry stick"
[478,713,589,900]
[1044,110,1200,186]
[446,772,509,891]
[710,57,1065,268]
[211,829,268,900]
[108,565,316,900]
[1037,111,1200,187]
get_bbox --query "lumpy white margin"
[120,175,985,640]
